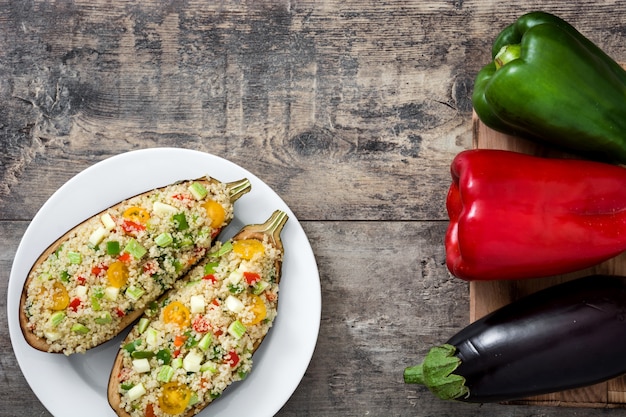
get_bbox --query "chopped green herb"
[156,348,172,365]
[228,283,244,294]
[173,234,193,249]
[173,213,189,231]
[184,330,199,348]
[94,311,112,325]
[59,271,70,283]
[204,261,219,275]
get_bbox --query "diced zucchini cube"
[124,238,147,259]
[190,295,205,314]
[182,350,203,373]
[75,285,87,298]
[155,232,173,247]
[156,365,175,383]
[153,201,178,216]
[132,358,151,373]
[67,251,82,265]
[188,182,208,200]
[127,383,146,401]
[228,320,246,339]
[125,285,145,301]
[104,286,119,301]
[101,213,116,231]
[225,295,244,313]
[71,323,90,334]
[88,226,108,246]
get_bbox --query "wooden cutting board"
[470,112,626,408]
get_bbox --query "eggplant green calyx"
[403,344,469,401]
[494,44,521,69]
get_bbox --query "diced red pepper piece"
[115,307,125,317]
[172,193,188,201]
[76,275,86,285]
[118,252,132,263]
[243,272,261,286]
[91,264,108,277]
[192,316,211,333]
[225,350,239,367]
[120,219,146,234]
[68,297,82,312]
[202,274,217,283]
[143,260,158,276]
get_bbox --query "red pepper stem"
[494,44,521,69]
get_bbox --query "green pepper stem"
[494,44,522,70]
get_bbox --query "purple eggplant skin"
[405,275,626,403]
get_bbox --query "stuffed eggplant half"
[108,210,288,417]
[20,176,251,355]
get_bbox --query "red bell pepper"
[446,149,626,280]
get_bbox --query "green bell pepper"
[472,11,626,163]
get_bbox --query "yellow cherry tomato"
[202,200,226,229]
[47,281,70,311]
[232,239,265,260]
[122,206,150,225]
[158,382,191,415]
[243,294,267,326]
[107,261,129,288]
[162,301,191,328]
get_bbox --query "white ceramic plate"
[7,147,321,417]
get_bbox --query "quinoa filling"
[115,236,281,417]
[24,179,235,354]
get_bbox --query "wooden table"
[2,1,626,416]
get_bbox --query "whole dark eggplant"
[404,275,626,403]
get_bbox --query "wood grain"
[472,113,626,408]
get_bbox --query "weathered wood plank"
[0,0,478,222]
